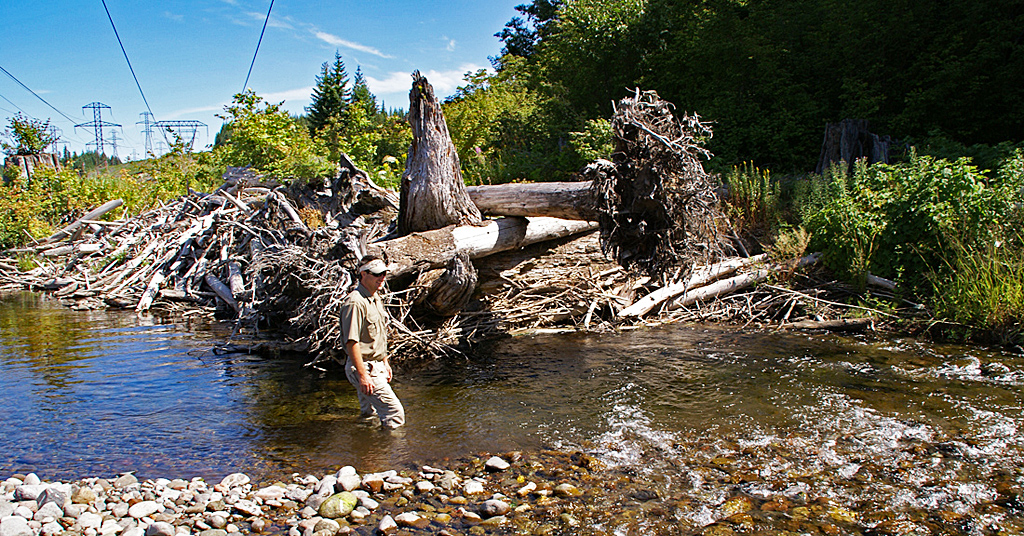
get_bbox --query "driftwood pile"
[0,84,881,365]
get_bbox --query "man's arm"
[345,339,374,395]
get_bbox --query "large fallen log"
[368,216,598,278]
[466,181,599,221]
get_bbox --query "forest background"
[3,0,1024,344]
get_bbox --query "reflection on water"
[2,292,1022,530]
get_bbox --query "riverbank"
[4,440,1023,536]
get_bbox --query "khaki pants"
[345,359,405,429]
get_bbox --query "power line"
[243,0,275,92]
[0,64,78,123]
[100,0,155,118]
[0,91,27,114]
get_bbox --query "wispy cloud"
[263,86,314,103]
[367,65,486,99]
[248,11,294,29]
[446,39,457,52]
[163,11,184,22]
[313,31,393,59]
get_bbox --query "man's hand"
[384,361,394,382]
[357,372,374,396]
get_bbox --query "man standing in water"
[339,256,405,429]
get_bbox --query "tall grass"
[724,162,781,235]
[929,235,1024,344]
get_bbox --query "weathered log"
[204,273,239,312]
[618,254,767,317]
[43,199,124,244]
[668,253,821,310]
[785,318,872,331]
[466,182,599,221]
[369,217,598,278]
[136,271,167,312]
[399,71,482,234]
[227,261,244,300]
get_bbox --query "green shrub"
[803,153,1016,292]
[216,90,335,181]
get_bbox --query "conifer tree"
[306,51,350,135]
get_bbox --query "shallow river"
[2,292,1022,533]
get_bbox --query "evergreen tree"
[306,51,351,135]
[350,67,379,119]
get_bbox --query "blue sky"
[1,0,521,160]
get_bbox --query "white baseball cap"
[359,258,395,275]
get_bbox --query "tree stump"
[399,71,482,235]
[815,119,891,174]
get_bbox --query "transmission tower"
[137,111,155,156]
[154,120,208,151]
[76,102,121,156]
[109,130,120,160]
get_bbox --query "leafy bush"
[803,153,1016,292]
[216,90,335,181]
[2,114,58,155]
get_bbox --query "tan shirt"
[340,282,388,362]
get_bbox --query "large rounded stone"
[480,499,510,518]
[312,518,340,535]
[128,501,162,519]
[0,515,33,536]
[485,456,510,472]
[318,492,358,519]
[72,487,97,505]
[219,473,250,489]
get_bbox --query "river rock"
[377,515,397,534]
[22,475,40,487]
[122,527,144,536]
[360,474,383,494]
[480,499,510,518]
[145,522,175,536]
[199,530,227,536]
[435,471,459,491]
[40,521,63,536]
[128,501,162,519]
[485,456,510,472]
[394,512,428,529]
[721,496,753,517]
[206,513,227,529]
[336,475,361,493]
[79,512,103,530]
[464,481,485,495]
[35,488,66,509]
[72,486,98,504]
[13,485,44,502]
[114,474,138,488]
[316,476,338,496]
[318,493,358,519]
[255,486,287,501]
[0,503,15,518]
[219,474,249,489]
[553,483,582,497]
[415,481,434,494]
[33,502,63,522]
[233,499,262,517]
[0,515,33,536]
[313,518,340,534]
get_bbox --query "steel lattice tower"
[76,102,121,156]
[137,111,155,156]
[154,120,207,151]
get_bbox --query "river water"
[2,292,1022,533]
